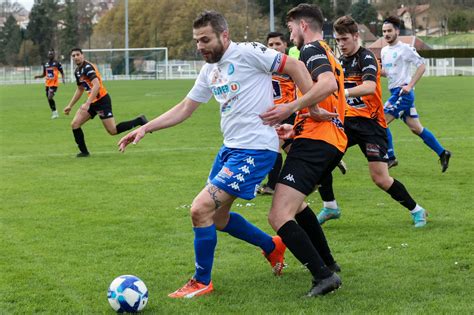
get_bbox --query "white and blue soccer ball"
[107,275,148,313]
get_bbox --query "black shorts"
[281,113,296,151]
[45,86,57,97]
[88,94,113,120]
[344,116,389,162]
[278,138,344,196]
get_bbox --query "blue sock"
[221,212,275,254]
[193,225,217,285]
[418,128,445,156]
[386,127,395,159]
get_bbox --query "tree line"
[1,0,473,66]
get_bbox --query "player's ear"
[221,30,229,42]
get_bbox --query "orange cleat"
[262,236,286,276]
[168,279,214,298]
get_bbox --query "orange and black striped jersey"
[340,47,386,128]
[42,60,63,87]
[272,73,296,105]
[74,61,108,102]
[294,40,347,153]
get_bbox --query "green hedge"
[419,49,474,58]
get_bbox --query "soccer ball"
[107,275,148,313]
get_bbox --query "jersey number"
[46,69,54,78]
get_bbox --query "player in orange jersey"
[34,49,65,119]
[317,16,427,228]
[261,4,345,297]
[257,32,297,195]
[64,48,148,157]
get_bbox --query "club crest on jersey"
[229,82,240,93]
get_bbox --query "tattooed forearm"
[207,185,222,209]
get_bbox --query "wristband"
[344,89,349,98]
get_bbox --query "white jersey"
[187,41,285,152]
[381,41,424,90]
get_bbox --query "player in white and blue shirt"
[381,16,451,172]
[118,11,313,298]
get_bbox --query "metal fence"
[0,58,472,85]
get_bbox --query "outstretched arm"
[118,97,201,152]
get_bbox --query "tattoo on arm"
[207,185,222,209]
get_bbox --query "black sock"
[266,153,282,190]
[295,206,336,266]
[48,99,56,111]
[277,220,332,280]
[72,128,89,154]
[386,178,416,210]
[318,173,335,201]
[115,116,144,134]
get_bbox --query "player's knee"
[371,174,391,190]
[409,125,422,135]
[190,199,213,223]
[71,121,81,129]
[106,128,117,135]
[268,209,285,232]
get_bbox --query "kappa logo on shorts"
[234,174,245,182]
[245,156,255,167]
[283,173,295,183]
[228,182,240,191]
[238,165,250,174]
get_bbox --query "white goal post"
[69,47,169,81]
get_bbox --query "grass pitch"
[1,77,473,314]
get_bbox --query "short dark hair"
[383,16,401,29]
[333,15,358,35]
[286,3,324,32]
[266,31,285,43]
[193,11,228,35]
[70,47,83,54]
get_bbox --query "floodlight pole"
[269,0,275,32]
[125,0,129,78]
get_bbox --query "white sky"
[15,0,34,11]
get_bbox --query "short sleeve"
[359,50,378,82]
[187,66,212,103]
[57,62,63,72]
[300,42,332,81]
[238,42,287,74]
[83,64,98,81]
[404,45,424,67]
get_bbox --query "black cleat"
[439,150,451,173]
[76,152,90,158]
[337,160,347,175]
[327,263,341,273]
[387,158,398,169]
[306,273,342,297]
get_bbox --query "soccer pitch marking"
[1,146,218,160]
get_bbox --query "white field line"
[1,146,218,160]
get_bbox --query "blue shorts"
[384,87,418,121]
[208,146,277,200]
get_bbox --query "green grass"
[1,77,473,314]
[420,33,474,47]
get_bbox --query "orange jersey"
[272,73,296,105]
[294,40,347,153]
[42,60,63,87]
[340,47,386,128]
[74,61,108,102]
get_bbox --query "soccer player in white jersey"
[381,16,451,172]
[118,11,316,298]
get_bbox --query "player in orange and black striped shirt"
[34,49,65,119]
[63,48,148,157]
[317,16,428,228]
[260,4,345,297]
